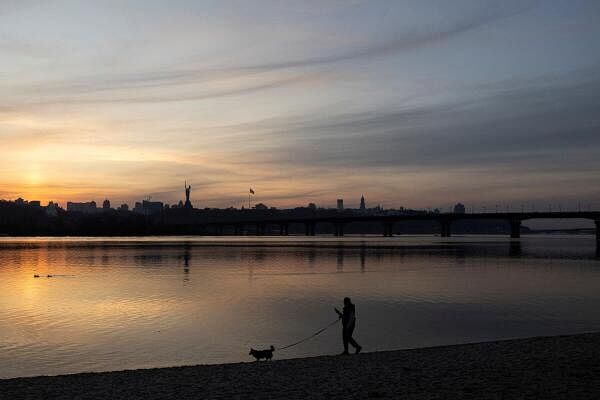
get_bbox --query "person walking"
[335,297,362,355]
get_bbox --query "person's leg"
[347,325,357,348]
[347,324,362,353]
[342,328,349,354]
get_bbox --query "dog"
[249,345,275,361]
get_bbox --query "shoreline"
[2,332,600,399]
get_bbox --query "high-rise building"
[102,199,111,210]
[337,199,344,211]
[67,201,98,214]
[45,202,59,217]
[453,203,466,214]
[133,200,164,215]
[360,195,366,211]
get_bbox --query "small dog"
[249,346,275,361]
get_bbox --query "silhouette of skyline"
[3,186,599,231]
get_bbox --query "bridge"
[200,211,600,243]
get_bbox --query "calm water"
[0,235,599,378]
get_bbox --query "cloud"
[3,1,535,107]
[217,68,600,173]
[228,2,537,72]
[7,72,325,107]
[0,0,44,16]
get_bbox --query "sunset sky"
[1,0,600,210]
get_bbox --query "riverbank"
[2,332,600,399]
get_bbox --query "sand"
[2,332,600,399]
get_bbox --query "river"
[0,235,598,378]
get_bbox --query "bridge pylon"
[333,222,345,237]
[510,219,522,238]
[383,222,394,237]
[279,223,289,236]
[440,219,452,237]
[305,222,316,236]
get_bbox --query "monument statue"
[184,181,192,209]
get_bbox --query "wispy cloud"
[12,73,325,106]
[216,68,600,172]
[3,1,535,107]
[232,2,538,72]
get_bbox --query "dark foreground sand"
[2,332,600,400]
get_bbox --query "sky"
[1,0,600,212]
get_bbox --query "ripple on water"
[0,235,599,378]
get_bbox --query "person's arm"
[334,308,343,318]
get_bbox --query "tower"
[360,195,366,211]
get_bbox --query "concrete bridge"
[202,211,600,243]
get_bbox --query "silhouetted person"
[335,297,362,355]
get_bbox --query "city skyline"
[7,190,597,216]
[2,1,600,210]
[6,191,383,211]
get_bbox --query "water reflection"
[0,235,599,379]
[182,244,191,283]
[360,246,366,272]
[336,246,344,271]
[307,247,316,267]
[509,240,522,257]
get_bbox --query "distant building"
[67,201,98,214]
[118,203,129,211]
[45,201,59,217]
[15,198,25,206]
[133,200,164,215]
[254,203,268,210]
[145,201,164,214]
[359,195,366,211]
[453,203,466,214]
[102,199,111,210]
[29,200,41,207]
[308,202,317,211]
[337,199,344,211]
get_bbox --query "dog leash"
[277,318,340,350]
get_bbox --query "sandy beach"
[2,332,599,399]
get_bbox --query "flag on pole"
[249,188,255,195]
